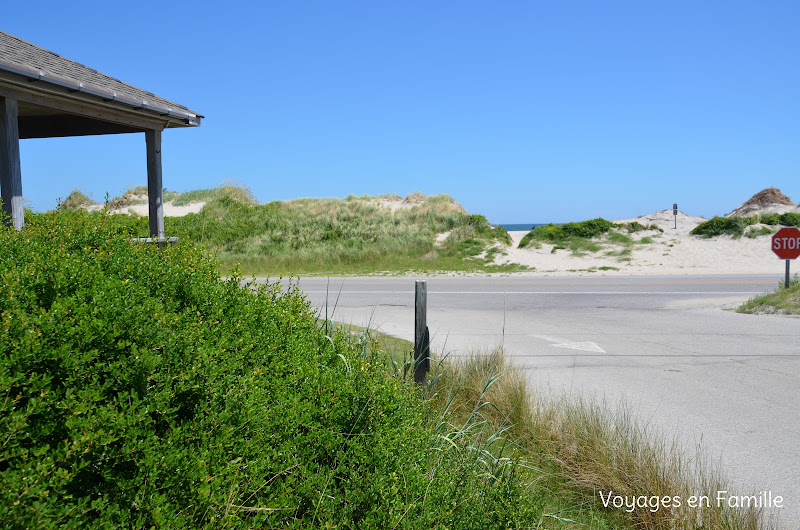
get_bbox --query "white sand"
[493,209,790,276]
[120,201,206,217]
[86,200,206,217]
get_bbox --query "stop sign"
[772,227,800,259]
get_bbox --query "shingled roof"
[0,30,202,129]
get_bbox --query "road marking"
[531,334,607,353]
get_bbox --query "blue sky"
[5,1,799,223]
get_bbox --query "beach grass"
[337,323,773,529]
[520,218,661,260]
[133,186,526,275]
[738,276,800,315]
[692,214,800,238]
[57,187,95,210]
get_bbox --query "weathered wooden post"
[146,129,164,240]
[414,280,430,385]
[0,97,23,230]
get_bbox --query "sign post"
[673,203,678,229]
[771,227,800,289]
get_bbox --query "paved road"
[266,274,799,525]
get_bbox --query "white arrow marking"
[531,335,606,353]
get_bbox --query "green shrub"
[758,213,782,226]
[690,216,757,238]
[0,211,542,527]
[518,218,613,248]
[753,213,800,227]
[778,212,800,227]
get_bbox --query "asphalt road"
[266,274,799,525]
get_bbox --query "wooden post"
[786,259,791,290]
[414,280,430,385]
[145,129,164,238]
[0,97,24,230]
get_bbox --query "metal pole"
[673,203,678,230]
[786,259,791,289]
[414,280,429,385]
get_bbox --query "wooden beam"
[1,82,172,133]
[146,129,164,238]
[0,97,23,230]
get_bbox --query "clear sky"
[4,1,799,223]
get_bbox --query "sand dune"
[495,205,793,277]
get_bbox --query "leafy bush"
[0,211,542,527]
[693,213,800,238]
[777,212,800,227]
[518,218,613,248]
[690,216,757,238]
[758,213,782,226]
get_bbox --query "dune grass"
[340,326,776,529]
[91,185,524,275]
[692,214,800,238]
[738,276,800,315]
[519,218,661,260]
[57,187,96,210]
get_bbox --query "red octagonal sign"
[772,227,800,259]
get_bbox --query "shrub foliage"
[0,211,540,528]
[518,218,614,248]
[691,213,800,238]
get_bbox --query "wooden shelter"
[0,30,202,235]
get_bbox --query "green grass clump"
[690,216,757,238]
[416,345,771,529]
[170,182,258,207]
[519,218,614,249]
[57,188,96,210]
[623,221,663,233]
[745,226,774,238]
[693,213,800,238]
[518,218,657,259]
[738,276,800,314]
[1,211,544,528]
[414,347,769,529]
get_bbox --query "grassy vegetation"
[84,185,523,276]
[738,276,800,315]
[519,218,661,259]
[57,188,96,210]
[347,328,771,529]
[692,213,800,238]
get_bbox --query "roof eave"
[0,59,202,128]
